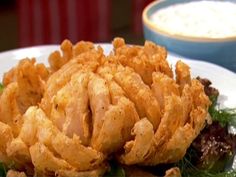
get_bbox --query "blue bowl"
[143,0,236,72]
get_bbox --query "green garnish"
[0,162,7,177]
[209,95,236,127]
[175,94,236,177]
[104,161,125,177]
[177,149,236,177]
[0,83,3,93]
[178,156,236,177]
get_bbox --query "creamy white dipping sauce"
[150,1,236,38]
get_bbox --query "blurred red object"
[132,0,154,36]
[18,0,111,47]
[17,0,153,47]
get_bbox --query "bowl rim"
[142,0,236,42]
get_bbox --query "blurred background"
[0,0,153,52]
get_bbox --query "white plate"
[0,44,236,170]
[0,44,236,108]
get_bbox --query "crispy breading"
[97,62,126,104]
[114,66,161,130]
[152,72,180,109]
[180,84,193,125]
[41,49,102,115]
[6,137,31,165]
[73,41,95,57]
[119,118,154,164]
[3,59,49,86]
[0,38,210,176]
[153,95,184,150]
[164,167,181,177]
[191,79,211,109]
[113,38,173,85]
[62,72,91,144]
[6,170,27,177]
[52,133,104,171]
[0,59,47,136]
[2,67,16,86]
[0,122,13,156]
[7,106,104,173]
[175,60,191,92]
[0,83,22,136]
[56,164,108,177]
[48,39,73,72]
[15,59,46,113]
[49,71,91,145]
[88,74,111,145]
[30,142,73,172]
[92,97,138,154]
[41,63,84,115]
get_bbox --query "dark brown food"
[196,76,219,98]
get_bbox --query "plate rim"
[0,44,235,76]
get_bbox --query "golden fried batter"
[114,66,161,130]
[113,38,173,86]
[0,38,210,177]
[175,60,191,92]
